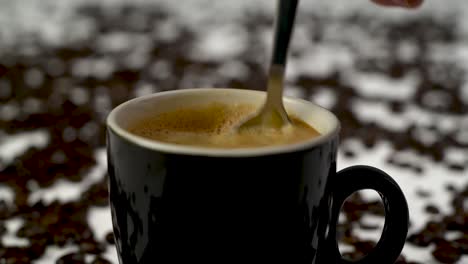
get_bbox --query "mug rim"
[106,88,341,157]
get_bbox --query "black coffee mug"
[107,88,409,264]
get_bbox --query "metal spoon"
[238,0,299,130]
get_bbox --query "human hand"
[371,0,424,8]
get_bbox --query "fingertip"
[372,0,424,8]
[405,0,424,8]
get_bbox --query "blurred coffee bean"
[432,240,462,263]
[56,253,85,264]
[105,232,115,245]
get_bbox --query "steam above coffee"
[127,102,320,148]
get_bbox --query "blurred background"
[0,0,467,263]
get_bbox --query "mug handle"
[326,165,409,264]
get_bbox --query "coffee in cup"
[127,102,321,148]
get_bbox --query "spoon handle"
[271,0,299,66]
